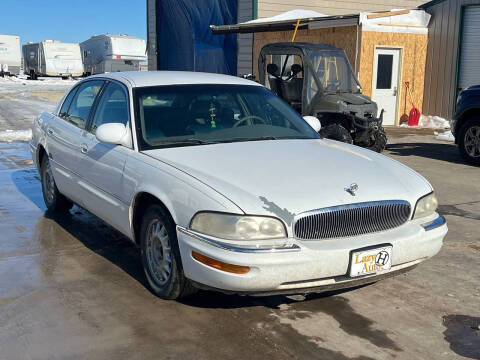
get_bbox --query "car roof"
[88,71,262,88]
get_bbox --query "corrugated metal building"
[421,0,480,118]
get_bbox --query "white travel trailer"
[22,40,83,79]
[0,34,21,76]
[80,34,146,75]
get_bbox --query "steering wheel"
[233,115,267,128]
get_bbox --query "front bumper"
[177,215,447,294]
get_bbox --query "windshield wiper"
[218,136,278,144]
[155,138,219,147]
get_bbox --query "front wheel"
[458,117,480,166]
[366,126,388,153]
[320,124,353,144]
[140,205,196,300]
[40,156,73,213]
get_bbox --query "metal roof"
[210,14,360,34]
[260,42,342,51]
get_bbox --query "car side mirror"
[303,116,321,132]
[96,123,132,147]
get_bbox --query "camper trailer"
[0,34,21,76]
[80,34,146,75]
[23,40,83,79]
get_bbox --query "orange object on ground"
[408,106,421,126]
[406,82,420,126]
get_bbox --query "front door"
[372,48,400,126]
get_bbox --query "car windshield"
[134,84,320,150]
[306,49,361,100]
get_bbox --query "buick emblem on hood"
[345,183,358,196]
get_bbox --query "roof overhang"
[210,14,359,34]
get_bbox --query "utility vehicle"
[259,42,387,152]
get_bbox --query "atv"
[258,42,387,152]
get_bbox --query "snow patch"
[0,129,32,142]
[244,9,326,24]
[435,130,455,142]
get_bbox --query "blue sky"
[2,0,146,45]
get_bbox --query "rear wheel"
[40,156,73,213]
[458,117,480,166]
[366,126,388,153]
[320,124,353,144]
[140,204,196,300]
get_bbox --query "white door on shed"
[372,48,400,126]
[459,6,480,90]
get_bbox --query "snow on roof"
[243,9,326,25]
[360,9,431,34]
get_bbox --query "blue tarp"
[158,0,238,75]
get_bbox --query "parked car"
[452,85,480,165]
[23,40,84,80]
[0,34,21,77]
[80,34,146,76]
[30,71,447,299]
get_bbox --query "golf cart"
[259,42,387,152]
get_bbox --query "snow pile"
[418,115,450,129]
[0,76,78,86]
[245,9,326,24]
[401,115,450,129]
[0,129,32,142]
[360,9,430,34]
[435,130,455,142]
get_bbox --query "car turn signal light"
[192,251,250,274]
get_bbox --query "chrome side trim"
[421,215,446,231]
[177,227,301,253]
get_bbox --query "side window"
[90,82,129,134]
[65,80,104,129]
[59,87,78,117]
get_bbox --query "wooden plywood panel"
[359,31,428,125]
[253,26,358,79]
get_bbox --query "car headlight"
[190,212,287,240]
[413,193,438,219]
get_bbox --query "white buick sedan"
[30,71,447,299]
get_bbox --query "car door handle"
[80,145,89,154]
[47,128,54,136]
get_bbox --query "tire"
[320,124,353,144]
[40,156,73,213]
[458,117,480,166]
[140,204,197,300]
[366,126,388,153]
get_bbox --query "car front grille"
[294,201,411,240]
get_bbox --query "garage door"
[458,6,480,89]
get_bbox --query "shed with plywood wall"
[212,9,430,125]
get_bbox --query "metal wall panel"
[146,0,158,70]
[422,0,480,118]
[238,0,253,75]
[459,6,480,88]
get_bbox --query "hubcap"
[43,161,55,204]
[464,125,480,158]
[146,220,172,285]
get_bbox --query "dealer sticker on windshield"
[350,246,392,277]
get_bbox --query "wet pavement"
[0,135,479,360]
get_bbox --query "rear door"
[77,81,133,236]
[45,80,104,205]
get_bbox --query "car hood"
[143,139,432,226]
[325,92,373,106]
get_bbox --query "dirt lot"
[0,130,478,360]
